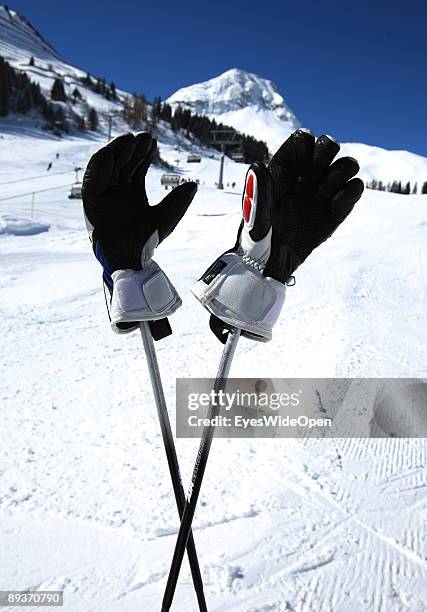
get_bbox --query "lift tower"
[209,130,242,190]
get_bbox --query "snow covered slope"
[0,4,61,63]
[2,8,427,612]
[0,4,89,97]
[0,4,129,135]
[168,68,300,151]
[1,131,427,611]
[168,69,427,185]
[340,141,427,185]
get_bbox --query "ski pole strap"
[191,252,286,342]
[102,277,173,340]
[110,261,182,334]
[149,318,172,341]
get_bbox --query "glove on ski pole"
[192,128,364,342]
[82,132,197,338]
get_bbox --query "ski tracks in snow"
[1,136,427,610]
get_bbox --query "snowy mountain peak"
[168,68,299,124]
[167,68,299,152]
[0,5,62,64]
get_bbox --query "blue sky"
[7,0,427,155]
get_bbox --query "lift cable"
[0,169,75,187]
[0,183,73,203]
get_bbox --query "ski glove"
[82,132,197,338]
[192,129,364,342]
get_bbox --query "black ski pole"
[161,327,241,611]
[139,322,207,612]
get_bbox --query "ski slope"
[1,127,427,612]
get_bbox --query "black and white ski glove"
[192,129,364,343]
[82,132,197,338]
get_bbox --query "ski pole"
[161,326,241,611]
[139,322,207,612]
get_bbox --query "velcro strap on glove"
[110,261,182,334]
[191,252,286,342]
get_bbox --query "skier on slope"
[82,128,364,340]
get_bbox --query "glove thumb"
[154,182,197,243]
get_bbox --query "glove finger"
[105,133,136,176]
[242,162,272,242]
[302,134,340,184]
[269,129,315,198]
[133,135,158,195]
[82,147,114,200]
[317,157,360,201]
[330,177,364,222]
[269,129,315,172]
[154,182,197,242]
[120,132,154,183]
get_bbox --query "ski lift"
[230,151,245,163]
[160,173,181,190]
[68,182,82,199]
[68,166,83,199]
[187,154,201,163]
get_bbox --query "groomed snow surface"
[1,129,427,612]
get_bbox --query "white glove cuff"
[110,261,181,334]
[191,252,286,342]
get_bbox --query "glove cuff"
[191,252,286,342]
[110,261,181,334]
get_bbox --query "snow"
[2,7,427,610]
[0,5,130,138]
[168,70,427,185]
[340,141,427,186]
[1,126,427,611]
[0,214,50,236]
[168,68,299,152]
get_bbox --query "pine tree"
[110,81,117,99]
[42,102,55,124]
[54,106,68,132]
[72,87,82,100]
[82,73,93,87]
[75,114,86,131]
[0,57,11,116]
[51,78,67,102]
[29,56,35,67]
[160,102,172,122]
[412,183,418,194]
[422,181,427,195]
[88,107,98,131]
[152,96,162,118]
[0,81,9,116]
[16,85,32,113]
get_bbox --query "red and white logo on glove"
[239,166,272,272]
